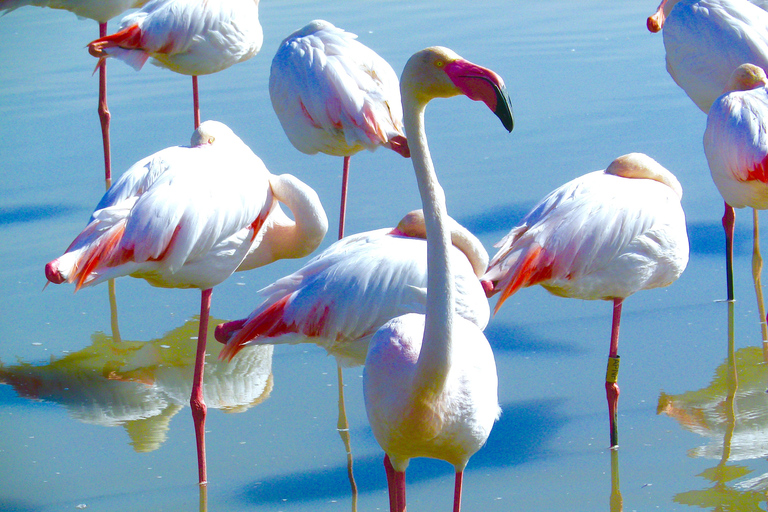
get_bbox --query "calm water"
[2,1,768,511]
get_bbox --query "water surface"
[2,1,767,511]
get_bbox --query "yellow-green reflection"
[0,318,273,453]
[657,302,768,509]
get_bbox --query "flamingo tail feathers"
[492,244,553,314]
[218,295,296,361]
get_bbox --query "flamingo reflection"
[657,302,768,507]
[0,318,273,453]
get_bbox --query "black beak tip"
[495,86,514,133]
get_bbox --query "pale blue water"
[1,1,767,511]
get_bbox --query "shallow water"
[2,1,768,511]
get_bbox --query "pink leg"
[383,455,406,512]
[97,22,112,190]
[338,156,351,240]
[192,76,201,129]
[191,288,212,485]
[723,202,735,302]
[605,298,623,448]
[453,471,464,512]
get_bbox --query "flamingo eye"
[435,60,444,68]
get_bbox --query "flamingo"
[215,209,491,366]
[87,0,263,129]
[43,120,328,485]
[482,153,689,448]
[363,46,513,512]
[0,0,150,188]
[647,0,768,301]
[269,19,410,240]
[704,64,768,340]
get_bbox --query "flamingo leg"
[336,365,358,508]
[752,209,768,342]
[97,22,112,190]
[609,449,623,512]
[191,287,212,485]
[384,455,406,512]
[192,76,201,129]
[338,156,351,239]
[453,471,464,512]
[605,297,623,449]
[723,202,736,302]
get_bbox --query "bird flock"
[4,0,768,510]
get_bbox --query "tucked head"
[191,120,238,146]
[724,63,768,94]
[606,152,683,199]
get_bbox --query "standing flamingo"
[363,46,513,512]
[482,153,689,448]
[704,64,768,340]
[269,19,410,240]
[0,0,149,188]
[215,209,491,366]
[647,0,768,301]
[87,0,263,129]
[44,120,328,485]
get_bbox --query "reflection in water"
[610,449,623,512]
[657,302,768,509]
[0,318,273,453]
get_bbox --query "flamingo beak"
[445,59,515,132]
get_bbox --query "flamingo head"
[401,47,514,132]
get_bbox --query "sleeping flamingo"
[482,153,689,448]
[0,0,149,188]
[87,0,263,129]
[44,120,328,485]
[215,209,490,366]
[704,64,768,340]
[269,19,410,240]
[647,0,768,301]
[363,46,513,512]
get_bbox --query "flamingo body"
[216,212,490,366]
[648,0,768,113]
[0,0,148,23]
[269,19,408,158]
[45,121,274,291]
[483,156,689,309]
[704,64,768,210]
[88,0,262,76]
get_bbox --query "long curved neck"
[238,174,328,271]
[403,93,454,396]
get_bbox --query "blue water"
[2,0,768,511]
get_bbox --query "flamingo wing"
[485,170,689,307]
[704,86,768,208]
[219,228,488,365]
[50,126,273,290]
[92,0,262,74]
[269,20,405,157]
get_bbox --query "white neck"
[238,173,328,271]
[402,91,454,396]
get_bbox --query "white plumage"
[648,0,768,113]
[89,0,262,76]
[483,155,689,307]
[216,211,490,367]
